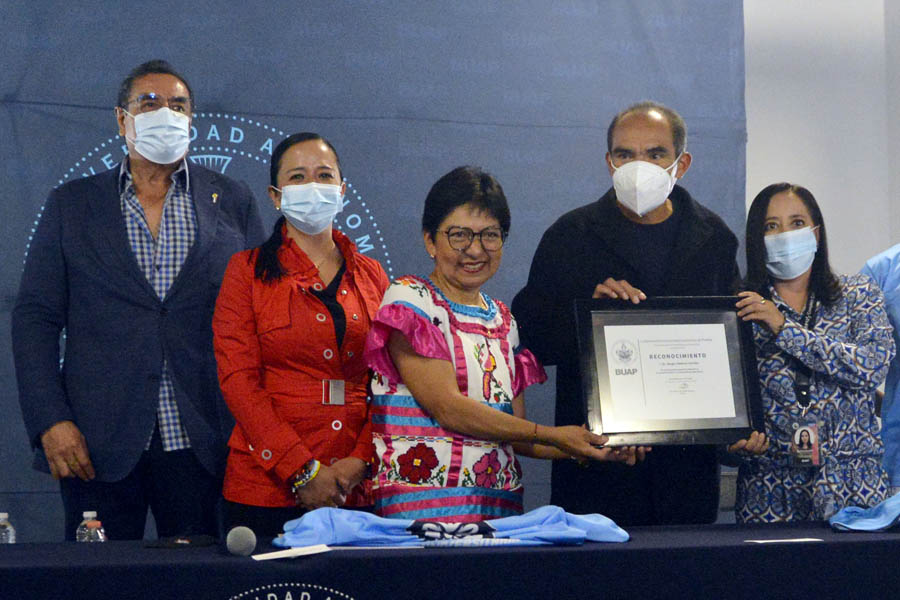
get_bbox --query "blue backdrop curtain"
[0,0,745,541]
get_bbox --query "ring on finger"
[759,298,766,305]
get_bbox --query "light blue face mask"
[124,107,191,165]
[275,182,343,235]
[764,226,818,280]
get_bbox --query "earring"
[429,254,435,259]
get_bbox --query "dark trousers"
[551,445,721,526]
[223,500,308,540]
[59,427,221,541]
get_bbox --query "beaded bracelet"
[290,459,321,496]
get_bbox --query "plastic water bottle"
[85,520,107,542]
[75,511,96,542]
[76,511,106,542]
[0,512,16,544]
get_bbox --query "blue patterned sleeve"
[774,274,895,390]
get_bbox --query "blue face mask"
[764,226,818,280]
[275,183,343,235]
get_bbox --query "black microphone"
[226,526,257,557]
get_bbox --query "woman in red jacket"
[213,132,389,536]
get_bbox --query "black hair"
[269,132,342,187]
[744,182,841,305]
[254,133,342,282]
[607,100,687,156]
[421,166,510,242]
[117,60,194,110]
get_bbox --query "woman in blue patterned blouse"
[733,182,895,522]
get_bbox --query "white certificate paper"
[603,323,735,421]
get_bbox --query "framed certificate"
[574,296,763,445]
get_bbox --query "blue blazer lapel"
[89,167,160,301]
[190,165,224,261]
[165,164,223,299]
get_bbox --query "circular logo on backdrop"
[28,113,393,276]
[228,582,354,600]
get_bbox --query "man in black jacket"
[512,101,740,525]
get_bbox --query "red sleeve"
[212,251,313,483]
[347,258,389,465]
[377,266,390,294]
[349,418,374,464]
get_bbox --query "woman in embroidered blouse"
[213,133,389,536]
[364,166,637,522]
[734,182,894,522]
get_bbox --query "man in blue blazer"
[12,60,265,540]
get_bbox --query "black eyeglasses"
[441,226,507,251]
[123,93,191,115]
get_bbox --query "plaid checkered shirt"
[119,159,196,452]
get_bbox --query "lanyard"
[792,293,817,408]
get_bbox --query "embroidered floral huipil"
[364,276,546,522]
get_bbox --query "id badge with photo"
[789,420,821,468]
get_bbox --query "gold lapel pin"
[211,193,219,204]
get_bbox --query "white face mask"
[125,107,191,165]
[764,226,818,280]
[611,156,681,217]
[276,182,344,235]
